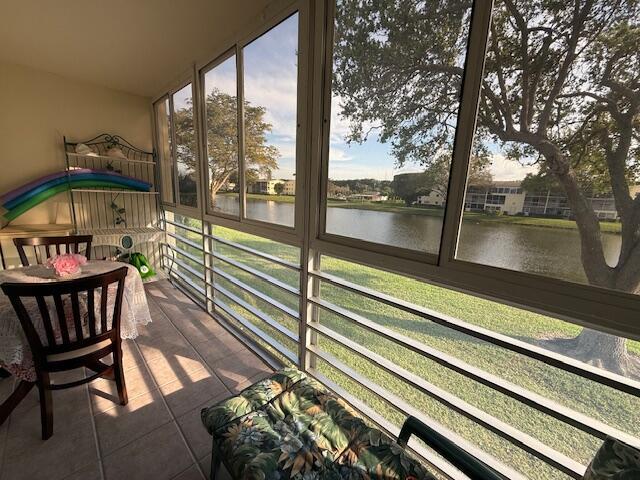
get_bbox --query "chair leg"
[38,374,53,440]
[113,348,128,406]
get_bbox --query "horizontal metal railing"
[163,221,304,366]
[212,267,300,320]
[205,232,300,270]
[160,214,640,479]
[215,284,298,342]
[164,217,203,235]
[309,296,640,447]
[166,231,203,252]
[310,269,640,398]
[307,347,525,480]
[308,321,585,477]
[211,251,300,296]
[214,297,298,364]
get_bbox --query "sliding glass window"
[456,0,639,290]
[172,83,199,209]
[451,0,640,377]
[242,13,299,228]
[154,97,175,205]
[323,0,472,254]
[203,53,240,217]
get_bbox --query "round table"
[0,260,152,382]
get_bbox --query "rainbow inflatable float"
[1,169,152,223]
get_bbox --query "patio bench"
[201,368,505,480]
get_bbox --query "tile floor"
[0,280,274,480]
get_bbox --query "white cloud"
[244,71,298,137]
[489,154,538,181]
[328,146,352,162]
[271,140,296,160]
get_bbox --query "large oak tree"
[173,89,279,210]
[333,0,640,376]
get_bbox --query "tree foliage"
[333,0,640,372]
[173,89,279,204]
[334,0,640,290]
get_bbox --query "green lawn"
[246,193,296,203]
[167,217,639,480]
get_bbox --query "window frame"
[316,0,479,264]
[170,79,201,212]
[152,0,640,340]
[199,47,242,221]
[196,2,310,240]
[310,0,640,340]
[152,94,176,207]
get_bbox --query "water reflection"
[214,196,622,285]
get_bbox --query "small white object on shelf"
[106,146,127,159]
[75,143,97,156]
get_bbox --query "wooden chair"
[13,235,93,266]
[1,267,129,439]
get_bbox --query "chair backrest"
[1,267,128,367]
[13,235,93,267]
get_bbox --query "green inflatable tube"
[3,180,147,222]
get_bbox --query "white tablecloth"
[0,261,152,381]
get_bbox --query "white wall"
[0,61,152,226]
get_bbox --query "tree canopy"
[173,89,279,206]
[333,0,640,374]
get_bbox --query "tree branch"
[537,0,595,134]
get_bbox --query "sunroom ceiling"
[0,0,271,97]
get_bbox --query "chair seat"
[202,368,435,480]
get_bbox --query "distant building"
[282,179,295,196]
[416,180,629,219]
[465,181,525,216]
[416,191,444,207]
[248,179,295,195]
[348,193,388,202]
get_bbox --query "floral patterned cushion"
[583,437,640,479]
[201,368,435,480]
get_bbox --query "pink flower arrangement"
[45,253,87,277]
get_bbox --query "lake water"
[225,197,622,284]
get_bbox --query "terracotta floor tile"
[145,347,207,387]
[102,422,193,480]
[171,464,206,480]
[176,399,217,460]
[160,368,229,418]
[89,363,156,414]
[195,332,246,366]
[211,350,272,391]
[94,389,172,455]
[7,383,90,447]
[2,419,97,480]
[61,463,102,480]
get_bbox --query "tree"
[392,172,431,205]
[173,89,279,206]
[328,181,351,198]
[424,154,493,201]
[274,182,285,195]
[333,0,640,376]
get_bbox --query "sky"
[243,13,299,180]
[194,11,540,184]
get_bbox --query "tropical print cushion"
[201,368,436,480]
[583,437,640,479]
